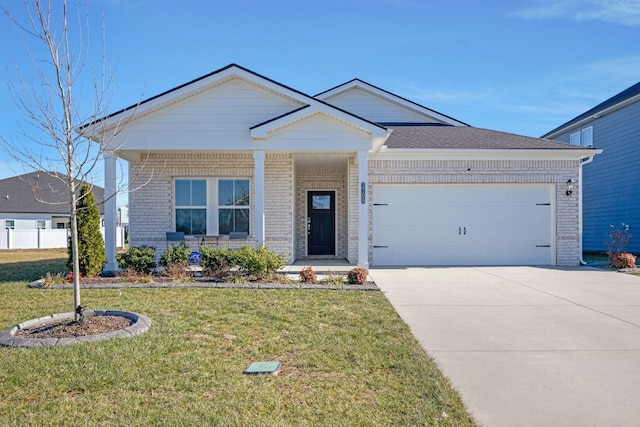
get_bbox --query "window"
[569,127,594,147]
[582,126,593,147]
[36,220,46,229]
[5,220,14,229]
[218,179,250,235]
[174,178,250,236]
[175,179,207,235]
[570,131,581,146]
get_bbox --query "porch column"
[357,150,369,269]
[103,151,118,274]
[254,150,265,245]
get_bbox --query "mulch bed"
[15,315,132,339]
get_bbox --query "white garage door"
[372,184,554,266]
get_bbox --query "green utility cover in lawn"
[243,361,281,376]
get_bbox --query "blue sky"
[1,0,639,192]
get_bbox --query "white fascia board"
[316,80,467,126]
[371,148,603,161]
[250,105,388,140]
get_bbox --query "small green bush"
[116,245,157,274]
[160,243,191,266]
[236,245,286,276]
[200,247,235,275]
[347,267,368,285]
[299,266,317,284]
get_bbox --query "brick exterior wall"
[265,153,294,261]
[128,152,256,258]
[128,152,581,267]
[368,158,581,266]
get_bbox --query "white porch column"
[357,150,369,269]
[253,151,265,245]
[103,151,118,274]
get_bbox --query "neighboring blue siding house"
[543,82,640,253]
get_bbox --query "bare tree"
[1,0,127,320]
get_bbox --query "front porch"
[101,150,371,272]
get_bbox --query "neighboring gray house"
[543,82,640,253]
[0,171,105,230]
[82,64,599,270]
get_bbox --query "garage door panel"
[372,184,554,266]
[375,245,462,266]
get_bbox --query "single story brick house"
[83,64,600,271]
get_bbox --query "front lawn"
[0,249,476,426]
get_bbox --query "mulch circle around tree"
[0,310,152,347]
[15,315,131,339]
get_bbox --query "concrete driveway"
[370,266,640,427]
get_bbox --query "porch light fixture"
[566,179,575,196]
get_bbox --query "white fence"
[0,227,125,250]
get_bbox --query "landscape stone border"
[27,279,379,291]
[0,310,151,348]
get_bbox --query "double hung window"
[218,179,250,235]
[175,179,207,235]
[174,178,250,236]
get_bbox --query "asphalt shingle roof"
[0,172,104,215]
[385,125,585,150]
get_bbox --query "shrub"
[160,243,191,266]
[299,266,317,284]
[160,262,193,282]
[320,271,345,286]
[200,246,234,275]
[347,267,368,285]
[236,245,286,277]
[606,223,632,265]
[116,245,157,274]
[41,272,67,288]
[613,252,637,269]
[67,183,106,276]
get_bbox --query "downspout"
[579,156,595,265]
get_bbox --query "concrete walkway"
[370,266,640,427]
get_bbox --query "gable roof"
[250,104,388,140]
[542,81,640,138]
[81,64,387,141]
[385,125,590,150]
[315,78,469,126]
[0,172,104,215]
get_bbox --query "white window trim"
[570,131,581,146]
[5,220,15,229]
[36,220,46,229]
[581,126,593,147]
[174,177,251,236]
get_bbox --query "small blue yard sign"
[188,251,201,265]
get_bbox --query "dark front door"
[307,191,335,256]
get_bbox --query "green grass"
[0,249,476,426]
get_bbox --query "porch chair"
[166,231,185,249]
